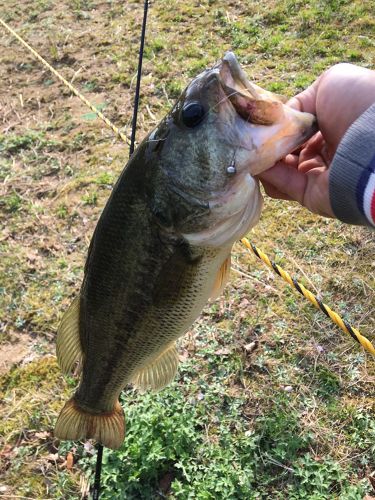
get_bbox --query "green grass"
[61,342,372,499]
[0,0,374,497]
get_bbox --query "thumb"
[287,77,320,113]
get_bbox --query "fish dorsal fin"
[210,254,231,300]
[131,343,179,392]
[56,296,83,375]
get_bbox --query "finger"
[298,156,327,173]
[261,155,299,172]
[259,162,334,217]
[257,162,307,205]
[320,142,334,165]
[259,179,294,201]
[298,133,334,169]
[283,154,299,168]
[302,131,324,154]
[298,132,325,165]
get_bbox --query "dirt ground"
[0,0,374,497]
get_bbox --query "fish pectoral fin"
[56,296,83,375]
[54,397,125,450]
[210,255,231,301]
[131,343,179,392]
[153,241,202,306]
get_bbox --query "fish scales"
[76,153,227,405]
[55,52,316,449]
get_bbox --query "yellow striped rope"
[0,18,130,146]
[241,238,375,356]
[1,17,373,356]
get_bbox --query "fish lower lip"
[302,118,318,141]
[289,121,318,155]
[311,118,319,135]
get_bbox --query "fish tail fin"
[54,397,125,450]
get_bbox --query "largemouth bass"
[55,52,316,449]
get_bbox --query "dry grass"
[0,0,374,497]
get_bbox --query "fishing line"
[0,18,130,146]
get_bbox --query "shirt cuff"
[329,102,375,227]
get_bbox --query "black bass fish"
[55,52,316,449]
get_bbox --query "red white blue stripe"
[357,154,375,227]
[363,171,375,226]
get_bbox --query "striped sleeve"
[359,163,375,225]
[329,103,375,228]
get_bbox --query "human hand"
[258,63,375,217]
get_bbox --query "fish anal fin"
[131,343,179,392]
[54,397,125,450]
[210,255,231,300]
[56,296,83,375]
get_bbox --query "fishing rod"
[92,1,150,498]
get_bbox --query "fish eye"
[181,102,206,128]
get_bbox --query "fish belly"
[76,244,230,411]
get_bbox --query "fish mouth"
[219,52,261,100]
[218,52,277,125]
[217,52,317,132]
[215,52,317,174]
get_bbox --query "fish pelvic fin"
[131,343,179,392]
[56,296,82,375]
[54,397,125,450]
[210,254,231,301]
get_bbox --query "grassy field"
[0,0,374,498]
